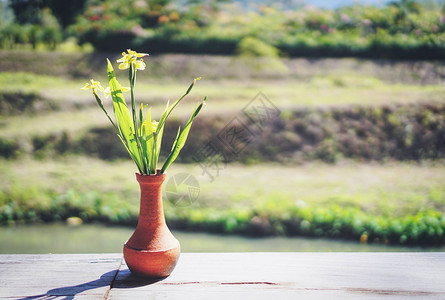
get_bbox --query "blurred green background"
[1,0,445,252]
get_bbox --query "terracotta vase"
[123,172,180,278]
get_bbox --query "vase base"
[123,243,180,278]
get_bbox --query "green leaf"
[156,78,201,136]
[144,109,156,174]
[161,97,206,173]
[117,134,143,174]
[152,100,168,173]
[139,119,149,174]
[107,59,142,171]
[155,122,164,161]
[150,122,164,174]
[138,103,148,173]
[139,103,144,129]
[170,126,181,152]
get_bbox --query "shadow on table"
[111,268,166,288]
[16,269,165,300]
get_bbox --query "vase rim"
[136,170,166,183]
[137,169,165,176]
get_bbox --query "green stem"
[93,91,119,133]
[129,65,137,133]
[151,132,157,174]
[129,64,147,174]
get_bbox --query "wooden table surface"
[1,253,444,299]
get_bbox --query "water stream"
[1,223,443,254]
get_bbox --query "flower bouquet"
[82,49,206,278]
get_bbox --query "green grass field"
[2,157,444,217]
[2,68,444,140]
[1,157,444,245]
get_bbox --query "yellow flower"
[103,87,111,98]
[151,120,158,132]
[103,86,130,99]
[116,49,149,71]
[140,119,158,135]
[81,79,104,92]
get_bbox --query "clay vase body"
[123,172,180,278]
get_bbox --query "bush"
[2,102,445,162]
[0,4,64,50]
[68,2,445,59]
[0,24,27,49]
[0,139,20,159]
[2,1,445,58]
[236,36,281,58]
[2,186,444,246]
[27,25,43,50]
[0,91,45,115]
[41,26,62,50]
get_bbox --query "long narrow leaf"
[107,59,142,170]
[161,97,206,173]
[155,122,164,163]
[156,99,168,156]
[169,126,181,153]
[150,134,157,174]
[107,59,134,139]
[143,108,156,174]
[139,103,143,129]
[129,65,143,168]
[152,100,168,172]
[140,116,149,174]
[94,91,142,171]
[156,78,201,136]
[117,134,143,174]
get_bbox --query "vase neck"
[136,173,166,227]
[126,172,178,252]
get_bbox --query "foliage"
[0,90,44,115]
[2,1,445,58]
[67,1,445,59]
[8,0,88,28]
[1,52,444,246]
[0,7,62,50]
[236,36,281,58]
[82,50,206,174]
[168,204,445,246]
[3,99,444,164]
[260,102,445,163]
[1,183,444,246]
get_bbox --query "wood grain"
[0,254,121,299]
[1,253,444,299]
[110,253,445,299]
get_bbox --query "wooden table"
[1,253,444,299]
